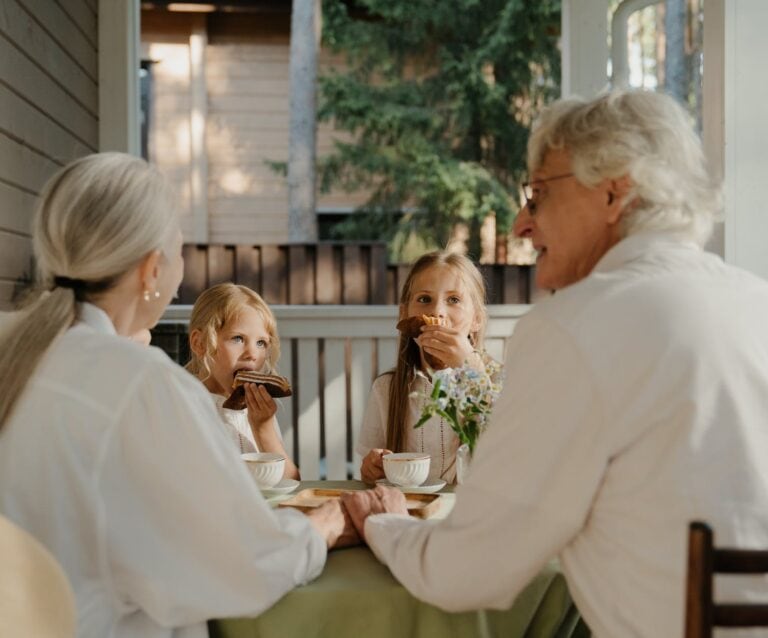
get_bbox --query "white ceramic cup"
[383,452,430,487]
[241,453,285,489]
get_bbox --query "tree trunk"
[664,0,687,103]
[288,0,321,242]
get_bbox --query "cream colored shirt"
[357,373,460,483]
[365,233,768,638]
[0,303,326,638]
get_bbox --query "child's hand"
[360,448,392,484]
[245,383,278,430]
[418,324,475,369]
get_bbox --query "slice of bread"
[222,371,293,410]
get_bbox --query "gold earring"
[143,290,150,302]
[143,290,160,302]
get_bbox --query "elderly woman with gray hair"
[341,90,768,637]
[0,153,356,638]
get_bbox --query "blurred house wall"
[0,0,98,309]
[141,9,367,246]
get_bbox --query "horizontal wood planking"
[0,180,36,236]
[54,0,97,49]
[0,230,32,280]
[19,0,97,80]
[205,76,289,97]
[1,0,97,115]
[0,36,97,147]
[0,83,92,164]
[0,132,62,194]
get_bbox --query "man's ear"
[189,328,205,357]
[137,250,162,296]
[606,174,633,224]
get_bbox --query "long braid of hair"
[385,333,420,452]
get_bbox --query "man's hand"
[305,498,361,549]
[340,486,408,542]
[360,448,392,484]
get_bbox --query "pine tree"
[318,0,561,260]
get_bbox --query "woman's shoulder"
[56,327,207,405]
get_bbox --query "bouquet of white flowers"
[412,357,503,455]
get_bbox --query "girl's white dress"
[210,394,284,454]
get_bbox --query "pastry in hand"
[222,371,293,410]
[395,314,444,338]
[395,314,447,369]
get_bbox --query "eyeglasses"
[521,173,574,215]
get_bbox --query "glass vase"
[455,443,472,485]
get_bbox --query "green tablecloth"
[209,481,589,638]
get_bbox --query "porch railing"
[179,243,538,305]
[159,304,530,479]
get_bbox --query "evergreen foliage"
[318,0,561,259]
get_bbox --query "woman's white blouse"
[0,303,326,638]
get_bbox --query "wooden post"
[189,15,209,243]
[561,0,609,98]
[287,0,321,242]
[703,0,768,279]
[98,0,140,154]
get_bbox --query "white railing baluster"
[324,338,347,480]
[297,338,321,480]
[279,338,295,459]
[349,339,374,480]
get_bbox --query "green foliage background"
[318,0,561,260]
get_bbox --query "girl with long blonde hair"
[356,251,500,484]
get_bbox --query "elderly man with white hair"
[342,90,768,637]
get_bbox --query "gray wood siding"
[0,0,98,309]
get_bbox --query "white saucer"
[261,478,300,496]
[376,478,447,494]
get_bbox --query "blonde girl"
[357,251,500,484]
[187,283,299,479]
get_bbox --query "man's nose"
[513,203,534,238]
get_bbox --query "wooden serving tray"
[277,488,442,519]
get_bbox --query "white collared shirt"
[0,303,326,638]
[365,233,768,637]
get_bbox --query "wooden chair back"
[686,521,768,637]
[0,515,76,637]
